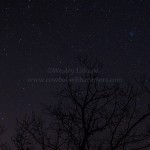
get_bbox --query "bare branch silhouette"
[13,57,150,150]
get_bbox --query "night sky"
[0,0,150,141]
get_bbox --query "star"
[129,32,135,37]
[19,38,22,43]
[22,87,25,90]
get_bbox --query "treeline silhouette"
[1,57,150,150]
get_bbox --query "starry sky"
[0,0,150,141]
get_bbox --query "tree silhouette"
[12,119,34,150]
[13,57,150,150]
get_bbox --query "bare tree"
[12,119,35,150]
[14,57,150,150]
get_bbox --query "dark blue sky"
[0,0,150,141]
